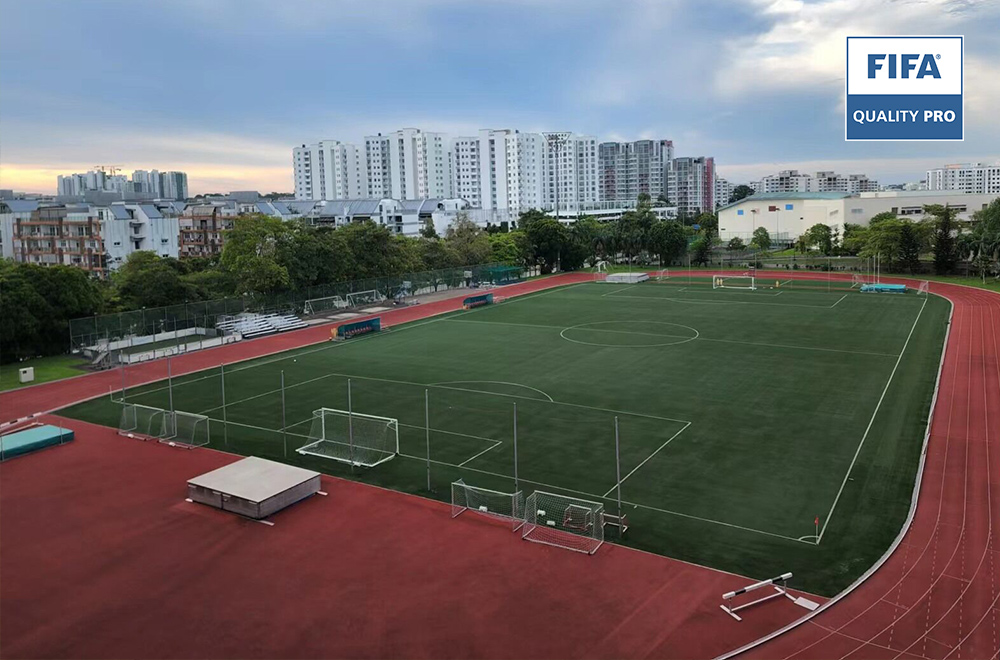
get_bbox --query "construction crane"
[93,165,121,176]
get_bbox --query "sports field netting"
[63,276,948,595]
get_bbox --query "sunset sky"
[2,0,998,195]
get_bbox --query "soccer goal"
[594,260,608,281]
[522,491,604,554]
[851,273,869,288]
[713,274,756,291]
[652,268,670,280]
[451,480,525,531]
[297,407,398,468]
[346,290,386,308]
[916,280,930,295]
[118,403,209,448]
[304,295,348,315]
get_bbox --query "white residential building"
[715,176,735,208]
[56,169,187,200]
[598,139,674,203]
[386,128,453,199]
[364,134,392,198]
[668,156,716,216]
[292,140,368,201]
[752,170,879,195]
[755,170,814,194]
[542,132,598,216]
[504,131,545,215]
[451,135,483,208]
[926,162,1000,194]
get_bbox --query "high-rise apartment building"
[925,162,1000,194]
[668,156,715,216]
[542,132,598,215]
[56,169,188,200]
[598,139,673,203]
[292,141,368,201]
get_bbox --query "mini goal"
[297,407,398,468]
[916,280,930,295]
[652,268,670,280]
[346,290,386,308]
[118,403,209,449]
[522,490,604,554]
[304,295,348,315]
[451,480,525,531]
[713,273,756,291]
[850,273,869,288]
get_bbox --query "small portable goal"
[522,491,604,554]
[118,403,209,449]
[297,407,398,468]
[451,480,524,531]
[713,273,756,291]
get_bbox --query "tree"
[804,224,834,255]
[966,198,1000,282]
[690,235,712,266]
[727,237,745,252]
[418,238,461,270]
[694,211,719,237]
[898,222,923,273]
[649,221,688,265]
[750,226,771,251]
[728,185,754,204]
[928,204,959,274]
[445,212,491,265]
[488,231,529,265]
[520,211,566,273]
[419,217,439,239]
[219,214,291,294]
[115,251,195,308]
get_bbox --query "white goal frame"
[713,274,756,291]
[297,407,399,468]
[522,490,604,554]
[594,260,608,281]
[304,295,348,315]
[118,403,209,449]
[451,480,525,531]
[851,273,869,288]
[346,290,387,308]
[653,268,670,280]
[916,280,930,295]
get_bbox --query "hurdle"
[720,572,794,621]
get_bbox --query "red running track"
[711,274,998,660]
[0,416,820,659]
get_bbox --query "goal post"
[118,403,209,448]
[851,273,868,288]
[917,280,930,295]
[304,295,347,315]
[713,274,756,291]
[346,290,386,308]
[451,480,525,531]
[522,490,604,554]
[298,407,398,468]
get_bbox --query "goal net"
[346,290,386,308]
[298,407,398,467]
[304,295,348,315]
[451,480,525,531]
[713,274,756,291]
[594,260,608,281]
[522,491,604,554]
[653,268,670,280]
[118,403,209,448]
[917,280,930,295]
[851,273,869,288]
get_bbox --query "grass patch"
[1,354,90,392]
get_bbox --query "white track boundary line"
[818,296,927,543]
[602,422,691,497]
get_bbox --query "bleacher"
[216,313,307,339]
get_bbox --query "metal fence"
[69,263,524,352]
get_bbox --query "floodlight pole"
[347,378,355,472]
[280,370,287,458]
[513,402,520,492]
[220,363,228,447]
[614,416,623,530]
[425,389,431,492]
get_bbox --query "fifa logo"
[867,54,942,79]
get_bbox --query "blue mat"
[1,424,74,461]
[860,283,908,294]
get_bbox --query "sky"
[1,0,999,195]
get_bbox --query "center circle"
[560,321,700,348]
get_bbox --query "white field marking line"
[267,414,501,449]
[817,296,927,543]
[450,317,895,358]
[394,451,813,545]
[601,284,639,297]
[458,440,503,466]
[830,294,848,308]
[601,421,691,497]
[602,293,840,309]
[429,380,554,403]
[121,283,592,409]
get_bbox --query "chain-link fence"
[69,263,526,354]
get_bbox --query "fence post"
[425,389,431,492]
[120,362,127,403]
[167,357,174,412]
[220,363,228,447]
[281,370,287,459]
[513,402,519,492]
[347,379,355,472]
[614,416,623,533]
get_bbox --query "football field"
[60,276,949,595]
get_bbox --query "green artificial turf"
[59,278,949,596]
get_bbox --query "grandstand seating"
[216,313,307,339]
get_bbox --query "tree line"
[2,197,997,362]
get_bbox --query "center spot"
[560,321,700,347]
